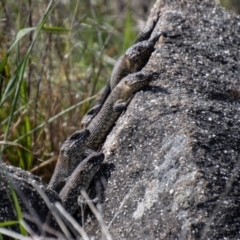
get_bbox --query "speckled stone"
[85,0,240,239]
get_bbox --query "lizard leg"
[113,97,133,112]
[81,104,102,128]
[77,170,104,210]
[78,195,99,207]
[83,148,98,157]
[134,13,160,43]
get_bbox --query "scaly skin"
[86,70,159,151]
[109,32,163,89]
[48,129,90,193]
[81,31,164,128]
[47,128,103,218]
[59,152,104,215]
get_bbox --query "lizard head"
[125,41,154,71]
[60,129,90,160]
[124,32,162,72]
[49,129,90,193]
[123,71,159,93]
[80,152,104,175]
[74,152,104,190]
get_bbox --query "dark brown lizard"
[81,28,164,128]
[59,152,104,215]
[49,22,163,202]
[48,71,159,195]
[48,129,91,193]
[86,70,159,151]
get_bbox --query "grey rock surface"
[86,0,240,239]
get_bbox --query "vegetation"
[0,0,139,182]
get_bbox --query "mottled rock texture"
[87,0,240,239]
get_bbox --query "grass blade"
[0,0,58,153]
[9,187,27,236]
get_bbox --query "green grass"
[10,186,28,236]
[0,0,138,182]
[0,179,28,239]
[1,0,58,170]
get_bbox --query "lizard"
[62,70,159,210]
[85,70,160,151]
[109,32,164,90]
[48,71,159,204]
[49,22,163,199]
[81,33,163,128]
[49,31,164,195]
[81,29,165,128]
[59,151,104,215]
[48,128,92,193]
[133,13,161,44]
[48,71,158,205]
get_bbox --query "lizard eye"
[125,79,132,86]
[60,148,66,155]
[62,150,66,156]
[135,46,142,52]
[69,131,82,140]
[69,129,90,140]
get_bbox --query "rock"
[0,164,61,237]
[86,0,240,239]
